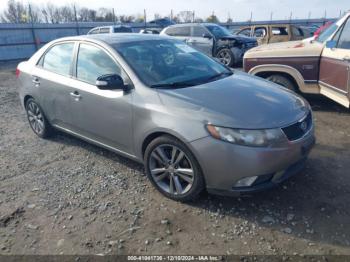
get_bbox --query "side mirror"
[96,74,126,90]
[326,40,337,49]
[202,33,212,39]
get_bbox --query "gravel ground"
[1,62,350,256]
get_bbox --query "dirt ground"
[1,61,350,256]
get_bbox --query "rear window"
[165,26,191,37]
[272,27,289,36]
[99,27,110,34]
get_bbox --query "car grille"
[282,112,312,141]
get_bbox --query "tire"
[25,98,53,138]
[144,135,205,202]
[216,48,235,67]
[266,74,297,92]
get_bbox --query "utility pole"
[270,12,273,22]
[192,10,195,23]
[170,9,173,22]
[249,11,253,25]
[112,8,116,25]
[28,3,38,51]
[73,4,79,35]
[144,9,147,29]
[289,11,292,23]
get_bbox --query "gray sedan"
[17,34,315,201]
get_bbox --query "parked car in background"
[314,21,333,38]
[17,34,314,201]
[161,23,257,66]
[237,24,310,45]
[87,25,133,35]
[139,28,161,34]
[244,12,350,108]
[148,18,175,28]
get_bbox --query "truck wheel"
[216,48,235,67]
[266,74,297,92]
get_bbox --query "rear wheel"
[25,98,53,138]
[266,74,297,92]
[144,135,205,202]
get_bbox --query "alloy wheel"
[148,144,194,195]
[217,50,232,66]
[26,101,45,135]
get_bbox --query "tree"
[178,11,193,23]
[206,14,220,23]
[1,0,28,23]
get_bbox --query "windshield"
[114,39,232,88]
[205,25,232,38]
[316,22,339,43]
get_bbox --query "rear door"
[31,41,76,129]
[319,17,350,107]
[188,25,213,56]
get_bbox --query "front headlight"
[206,124,286,147]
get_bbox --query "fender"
[248,64,320,94]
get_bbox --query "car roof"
[56,34,171,45]
[167,23,218,27]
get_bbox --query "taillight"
[15,68,20,78]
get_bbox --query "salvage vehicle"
[87,25,133,34]
[244,12,350,108]
[160,23,257,66]
[237,24,311,45]
[17,34,315,201]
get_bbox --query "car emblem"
[300,121,308,132]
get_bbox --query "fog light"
[234,176,258,187]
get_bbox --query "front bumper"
[189,128,315,196]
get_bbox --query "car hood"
[245,39,323,58]
[157,71,309,129]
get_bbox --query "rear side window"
[272,27,288,36]
[89,29,99,34]
[165,26,190,37]
[42,43,74,76]
[99,27,110,34]
[76,44,121,85]
[192,26,207,37]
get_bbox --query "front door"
[319,17,350,107]
[188,26,213,56]
[69,42,134,154]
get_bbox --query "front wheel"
[216,48,235,67]
[144,136,205,202]
[25,98,53,138]
[266,74,297,92]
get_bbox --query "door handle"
[70,91,81,100]
[32,76,40,85]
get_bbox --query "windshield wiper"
[205,71,233,82]
[150,81,196,89]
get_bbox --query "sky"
[0,0,349,21]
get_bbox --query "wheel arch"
[249,64,306,92]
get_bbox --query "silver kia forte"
[17,34,315,201]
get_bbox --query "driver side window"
[76,43,122,85]
[337,18,350,49]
